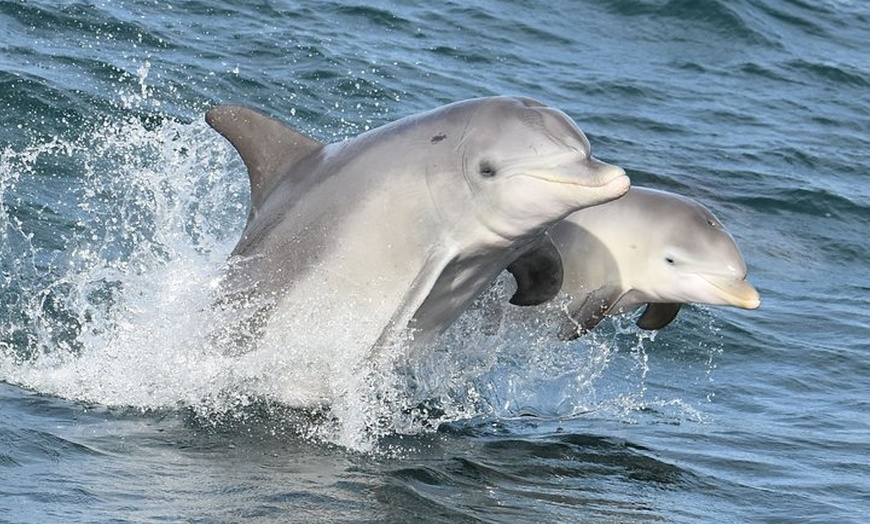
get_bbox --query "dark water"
[1,0,868,522]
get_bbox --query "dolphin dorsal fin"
[636,303,682,330]
[206,105,323,210]
[506,236,564,306]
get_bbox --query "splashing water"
[0,99,715,452]
[0,111,245,404]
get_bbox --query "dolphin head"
[456,97,629,240]
[622,190,760,310]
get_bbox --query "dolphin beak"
[518,155,628,189]
[571,157,629,191]
[586,157,627,183]
[591,162,630,196]
[701,275,761,309]
[574,159,630,204]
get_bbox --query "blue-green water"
[1,1,868,522]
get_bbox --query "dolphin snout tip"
[597,161,627,180]
[601,170,630,201]
[614,172,630,195]
[702,275,761,310]
[597,162,630,197]
[737,283,761,310]
[745,293,761,310]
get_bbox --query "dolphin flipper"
[558,287,623,340]
[206,105,323,211]
[636,303,682,330]
[506,236,564,306]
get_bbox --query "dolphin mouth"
[525,171,629,190]
[516,171,631,203]
[700,275,761,309]
[508,154,628,190]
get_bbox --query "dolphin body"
[507,187,760,338]
[207,97,629,390]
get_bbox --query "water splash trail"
[0,82,717,452]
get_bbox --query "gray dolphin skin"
[508,187,760,339]
[207,97,630,358]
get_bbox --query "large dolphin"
[507,187,760,338]
[207,97,629,364]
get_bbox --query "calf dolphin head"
[614,189,760,312]
[447,97,629,241]
[508,187,760,336]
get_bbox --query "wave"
[382,430,693,522]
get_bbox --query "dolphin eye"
[479,161,497,178]
[665,257,676,265]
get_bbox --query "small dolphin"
[507,187,760,338]
[207,97,629,358]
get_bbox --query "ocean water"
[1,0,868,522]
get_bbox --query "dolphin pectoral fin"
[558,316,599,341]
[206,105,324,210]
[636,303,682,330]
[506,236,564,306]
[558,288,621,340]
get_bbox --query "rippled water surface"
[1,1,868,522]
